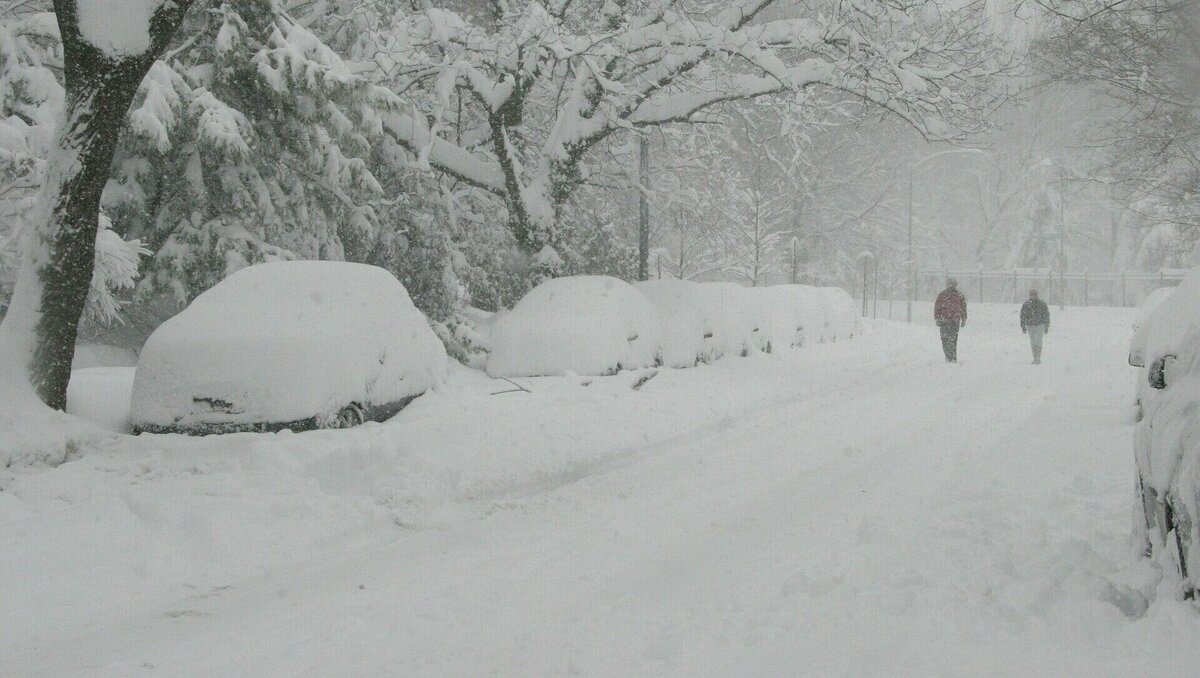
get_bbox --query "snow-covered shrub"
[131,261,445,433]
[433,309,490,369]
[1132,268,1200,591]
[634,280,707,368]
[487,275,662,377]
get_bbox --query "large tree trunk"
[0,1,191,409]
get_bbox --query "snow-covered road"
[8,304,1200,676]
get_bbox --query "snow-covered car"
[1132,269,1200,593]
[1129,287,1175,368]
[758,285,827,349]
[689,282,764,359]
[486,275,663,377]
[1129,287,1177,420]
[817,286,862,342]
[634,280,708,368]
[130,261,446,435]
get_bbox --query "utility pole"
[638,135,651,281]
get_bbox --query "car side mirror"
[1149,354,1176,390]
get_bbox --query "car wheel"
[333,403,366,429]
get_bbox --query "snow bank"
[0,331,110,467]
[67,367,135,433]
[633,280,707,368]
[487,276,662,377]
[130,261,445,431]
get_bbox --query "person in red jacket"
[934,278,968,362]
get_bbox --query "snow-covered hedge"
[130,261,445,433]
[486,276,663,377]
[1133,269,1200,593]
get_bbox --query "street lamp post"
[906,147,991,323]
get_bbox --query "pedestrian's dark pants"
[938,320,959,362]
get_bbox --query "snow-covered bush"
[1132,268,1200,592]
[131,261,445,434]
[487,276,662,377]
[634,280,707,368]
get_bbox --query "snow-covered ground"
[6,303,1200,676]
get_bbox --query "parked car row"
[127,264,862,435]
[485,275,862,378]
[1129,273,1200,596]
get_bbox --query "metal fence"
[911,269,1187,308]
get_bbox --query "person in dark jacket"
[934,278,968,362]
[1020,289,1051,364]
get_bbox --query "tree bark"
[2,1,192,409]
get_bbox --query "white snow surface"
[487,275,662,377]
[67,367,136,433]
[6,303,1200,675]
[130,261,445,429]
[77,0,163,58]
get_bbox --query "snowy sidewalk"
[8,305,1200,676]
